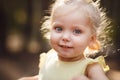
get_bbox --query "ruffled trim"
[39,49,56,69]
[39,53,46,69]
[94,56,109,72]
[39,50,110,72]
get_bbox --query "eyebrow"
[52,22,59,25]
[52,22,63,26]
[73,24,86,28]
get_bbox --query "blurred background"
[0,0,120,80]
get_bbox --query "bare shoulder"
[86,62,109,80]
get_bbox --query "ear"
[88,34,100,50]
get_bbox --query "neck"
[58,54,85,62]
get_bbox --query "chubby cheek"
[73,37,89,50]
[50,32,59,46]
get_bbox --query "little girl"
[38,0,109,80]
[19,0,110,80]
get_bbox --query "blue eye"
[73,29,81,34]
[55,27,63,32]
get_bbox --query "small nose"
[62,32,70,42]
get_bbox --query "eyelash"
[54,26,63,32]
[73,29,82,35]
[53,26,82,35]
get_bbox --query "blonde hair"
[40,0,112,54]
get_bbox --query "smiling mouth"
[59,45,73,48]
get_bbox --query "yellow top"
[38,49,109,80]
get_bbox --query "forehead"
[52,7,92,27]
[52,3,87,17]
[51,2,91,24]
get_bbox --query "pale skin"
[19,1,109,80]
[50,9,94,62]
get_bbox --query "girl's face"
[50,10,95,61]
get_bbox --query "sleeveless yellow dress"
[38,49,109,80]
